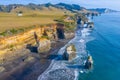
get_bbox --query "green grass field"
[0,9,73,33]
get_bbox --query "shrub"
[41,35,49,39]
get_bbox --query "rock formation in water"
[87,22,94,29]
[63,44,76,61]
[85,56,93,69]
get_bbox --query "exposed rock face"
[23,56,35,62]
[0,24,57,64]
[37,38,51,53]
[56,23,65,39]
[64,33,74,39]
[87,22,94,29]
[0,23,74,64]
[63,44,76,61]
[0,24,57,55]
[85,56,93,69]
[0,67,5,73]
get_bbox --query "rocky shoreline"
[0,9,96,80]
[0,32,74,80]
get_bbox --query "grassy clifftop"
[0,8,72,33]
[0,3,94,37]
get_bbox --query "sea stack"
[63,44,76,61]
[87,22,94,29]
[85,56,93,69]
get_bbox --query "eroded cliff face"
[37,38,51,53]
[56,24,65,39]
[0,23,75,64]
[0,24,57,56]
[63,44,76,61]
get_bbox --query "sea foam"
[38,28,94,80]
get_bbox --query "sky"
[0,0,120,10]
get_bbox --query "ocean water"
[38,20,94,80]
[79,12,120,80]
[38,12,120,80]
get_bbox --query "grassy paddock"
[0,10,73,33]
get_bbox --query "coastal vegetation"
[0,3,99,37]
[0,3,97,58]
[0,1,119,80]
[0,3,97,79]
[0,10,72,34]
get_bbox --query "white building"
[17,13,23,16]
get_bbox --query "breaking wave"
[38,28,94,80]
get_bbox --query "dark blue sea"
[79,12,120,80]
[38,12,120,80]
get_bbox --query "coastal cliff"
[0,23,75,64]
[0,3,95,79]
[0,24,56,54]
[0,23,75,80]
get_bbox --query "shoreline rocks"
[0,67,5,73]
[63,44,76,61]
[37,38,51,53]
[87,22,94,29]
[85,56,93,69]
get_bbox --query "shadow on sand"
[48,54,63,61]
[26,44,38,53]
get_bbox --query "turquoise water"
[79,12,120,80]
